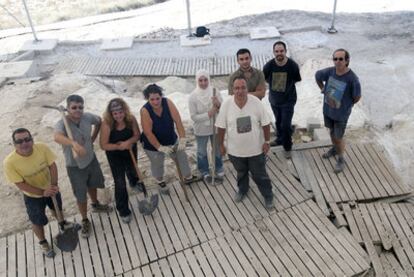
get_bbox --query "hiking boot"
[234,191,247,203]
[265,198,274,210]
[284,150,292,159]
[131,181,144,193]
[334,157,346,174]
[322,147,337,159]
[81,219,91,238]
[158,181,170,195]
[91,202,113,213]
[121,214,132,224]
[39,240,55,258]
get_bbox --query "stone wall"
[0,0,159,29]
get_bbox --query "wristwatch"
[265,141,270,144]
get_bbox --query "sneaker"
[121,214,132,224]
[264,198,274,210]
[158,181,170,195]
[214,175,224,184]
[322,147,337,159]
[131,181,144,193]
[234,191,247,203]
[59,220,81,231]
[39,240,55,258]
[283,150,292,159]
[334,157,346,174]
[184,175,201,185]
[203,174,212,184]
[91,202,113,213]
[81,219,91,238]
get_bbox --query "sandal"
[39,240,55,258]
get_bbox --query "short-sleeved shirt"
[3,143,56,198]
[215,95,271,157]
[228,67,265,95]
[263,58,301,106]
[55,112,100,169]
[315,67,361,121]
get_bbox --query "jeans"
[195,135,224,176]
[271,104,294,151]
[145,148,191,180]
[107,153,139,217]
[228,153,273,201]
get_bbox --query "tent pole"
[22,0,39,41]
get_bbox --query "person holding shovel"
[100,98,144,224]
[189,69,224,184]
[140,84,198,193]
[3,128,66,258]
[54,94,112,238]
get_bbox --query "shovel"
[51,196,80,252]
[129,149,159,216]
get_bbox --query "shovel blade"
[54,227,80,252]
[138,194,159,216]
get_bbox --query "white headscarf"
[194,69,213,105]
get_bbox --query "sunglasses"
[69,105,84,110]
[14,137,33,144]
[333,57,345,61]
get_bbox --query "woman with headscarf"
[140,84,198,194]
[100,98,143,224]
[189,69,224,184]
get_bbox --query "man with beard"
[228,48,266,100]
[263,41,301,158]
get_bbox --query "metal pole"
[185,0,192,37]
[327,0,338,34]
[22,0,39,41]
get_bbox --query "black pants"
[271,104,294,151]
[107,153,139,217]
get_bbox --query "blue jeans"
[271,104,294,151]
[196,135,224,176]
[228,153,273,201]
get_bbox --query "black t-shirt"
[263,58,301,106]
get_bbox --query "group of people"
[3,40,361,259]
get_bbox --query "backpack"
[194,26,210,37]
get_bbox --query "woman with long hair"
[100,98,142,223]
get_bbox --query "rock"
[301,135,312,143]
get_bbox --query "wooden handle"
[60,110,78,159]
[171,154,189,202]
[129,149,148,196]
[51,195,65,224]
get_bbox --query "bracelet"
[265,141,270,144]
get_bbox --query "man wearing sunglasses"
[315,48,361,173]
[54,94,112,239]
[3,128,62,258]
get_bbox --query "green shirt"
[228,67,266,95]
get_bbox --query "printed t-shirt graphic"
[325,76,347,109]
[271,72,287,92]
[236,116,252,133]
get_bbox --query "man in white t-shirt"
[216,77,274,209]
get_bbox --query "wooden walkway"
[2,144,413,276]
[54,54,272,77]
[291,142,412,215]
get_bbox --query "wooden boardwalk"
[2,144,413,276]
[291,142,412,215]
[54,54,272,77]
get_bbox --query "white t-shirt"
[215,95,270,157]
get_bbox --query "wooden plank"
[358,204,382,245]
[114,210,141,268]
[150,261,163,277]
[141,264,153,277]
[301,202,365,274]
[99,213,124,275]
[16,232,27,277]
[90,213,114,277]
[382,252,408,277]
[282,208,340,276]
[241,226,281,276]
[147,200,175,256]
[394,204,414,262]
[129,194,158,262]
[342,203,363,243]
[7,234,17,277]
[158,258,174,277]
[222,232,258,276]
[192,245,214,277]
[48,220,65,277]
[33,230,47,277]
[215,235,247,277]
[0,236,7,277]
[43,224,56,277]
[24,230,36,277]
[183,248,205,277]
[200,241,227,276]
[291,150,312,191]
[328,202,347,227]
[155,192,185,252]
[168,182,199,246]
[338,227,369,263]
[293,140,331,150]
[128,267,143,277]
[167,254,184,277]
[208,239,236,276]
